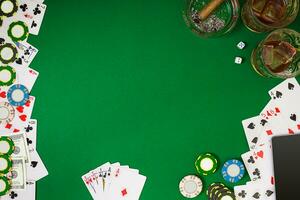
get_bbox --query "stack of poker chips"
[179,152,246,199]
[0,136,15,195]
[207,182,235,200]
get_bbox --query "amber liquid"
[262,40,296,73]
[252,0,287,25]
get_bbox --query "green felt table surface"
[27,0,300,199]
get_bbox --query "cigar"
[197,0,225,21]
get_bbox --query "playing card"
[241,150,262,181]
[268,78,300,131]
[26,150,48,181]
[234,184,252,200]
[24,119,37,152]
[82,173,98,199]
[13,41,38,68]
[0,96,35,134]
[18,0,47,35]
[82,162,111,199]
[0,181,35,200]
[107,167,146,200]
[242,116,269,150]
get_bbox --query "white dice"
[235,57,243,64]
[237,41,246,50]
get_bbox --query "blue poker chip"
[7,84,29,106]
[221,159,245,183]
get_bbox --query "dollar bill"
[7,158,27,190]
[7,133,30,163]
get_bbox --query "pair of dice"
[235,41,246,64]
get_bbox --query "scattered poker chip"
[7,84,29,106]
[7,21,29,42]
[207,182,235,200]
[0,65,16,86]
[0,176,10,196]
[179,175,203,198]
[0,136,14,155]
[0,102,15,124]
[0,154,12,174]
[0,0,18,17]
[195,153,218,175]
[222,159,245,183]
[0,43,18,64]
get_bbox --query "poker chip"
[0,176,10,196]
[0,102,15,124]
[0,136,14,155]
[0,65,16,86]
[0,0,18,17]
[8,21,29,42]
[0,43,18,64]
[222,159,245,183]
[179,175,203,198]
[195,153,218,175]
[207,182,235,200]
[7,84,29,106]
[0,154,12,174]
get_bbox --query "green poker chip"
[195,153,218,176]
[0,43,17,64]
[0,136,14,155]
[0,0,18,17]
[0,66,16,86]
[0,176,10,196]
[7,21,29,42]
[0,155,12,174]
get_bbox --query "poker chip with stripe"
[0,0,18,17]
[0,43,17,65]
[0,155,12,174]
[195,152,218,175]
[222,159,245,183]
[179,175,203,198]
[0,102,14,124]
[0,136,14,155]
[207,182,236,200]
[7,84,29,106]
[7,21,29,42]
[0,65,16,86]
[0,176,11,196]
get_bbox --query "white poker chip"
[0,178,6,192]
[0,157,8,171]
[179,175,203,198]
[0,0,18,17]
[0,102,15,124]
[0,141,10,154]
[200,157,214,171]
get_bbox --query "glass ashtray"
[183,0,240,38]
